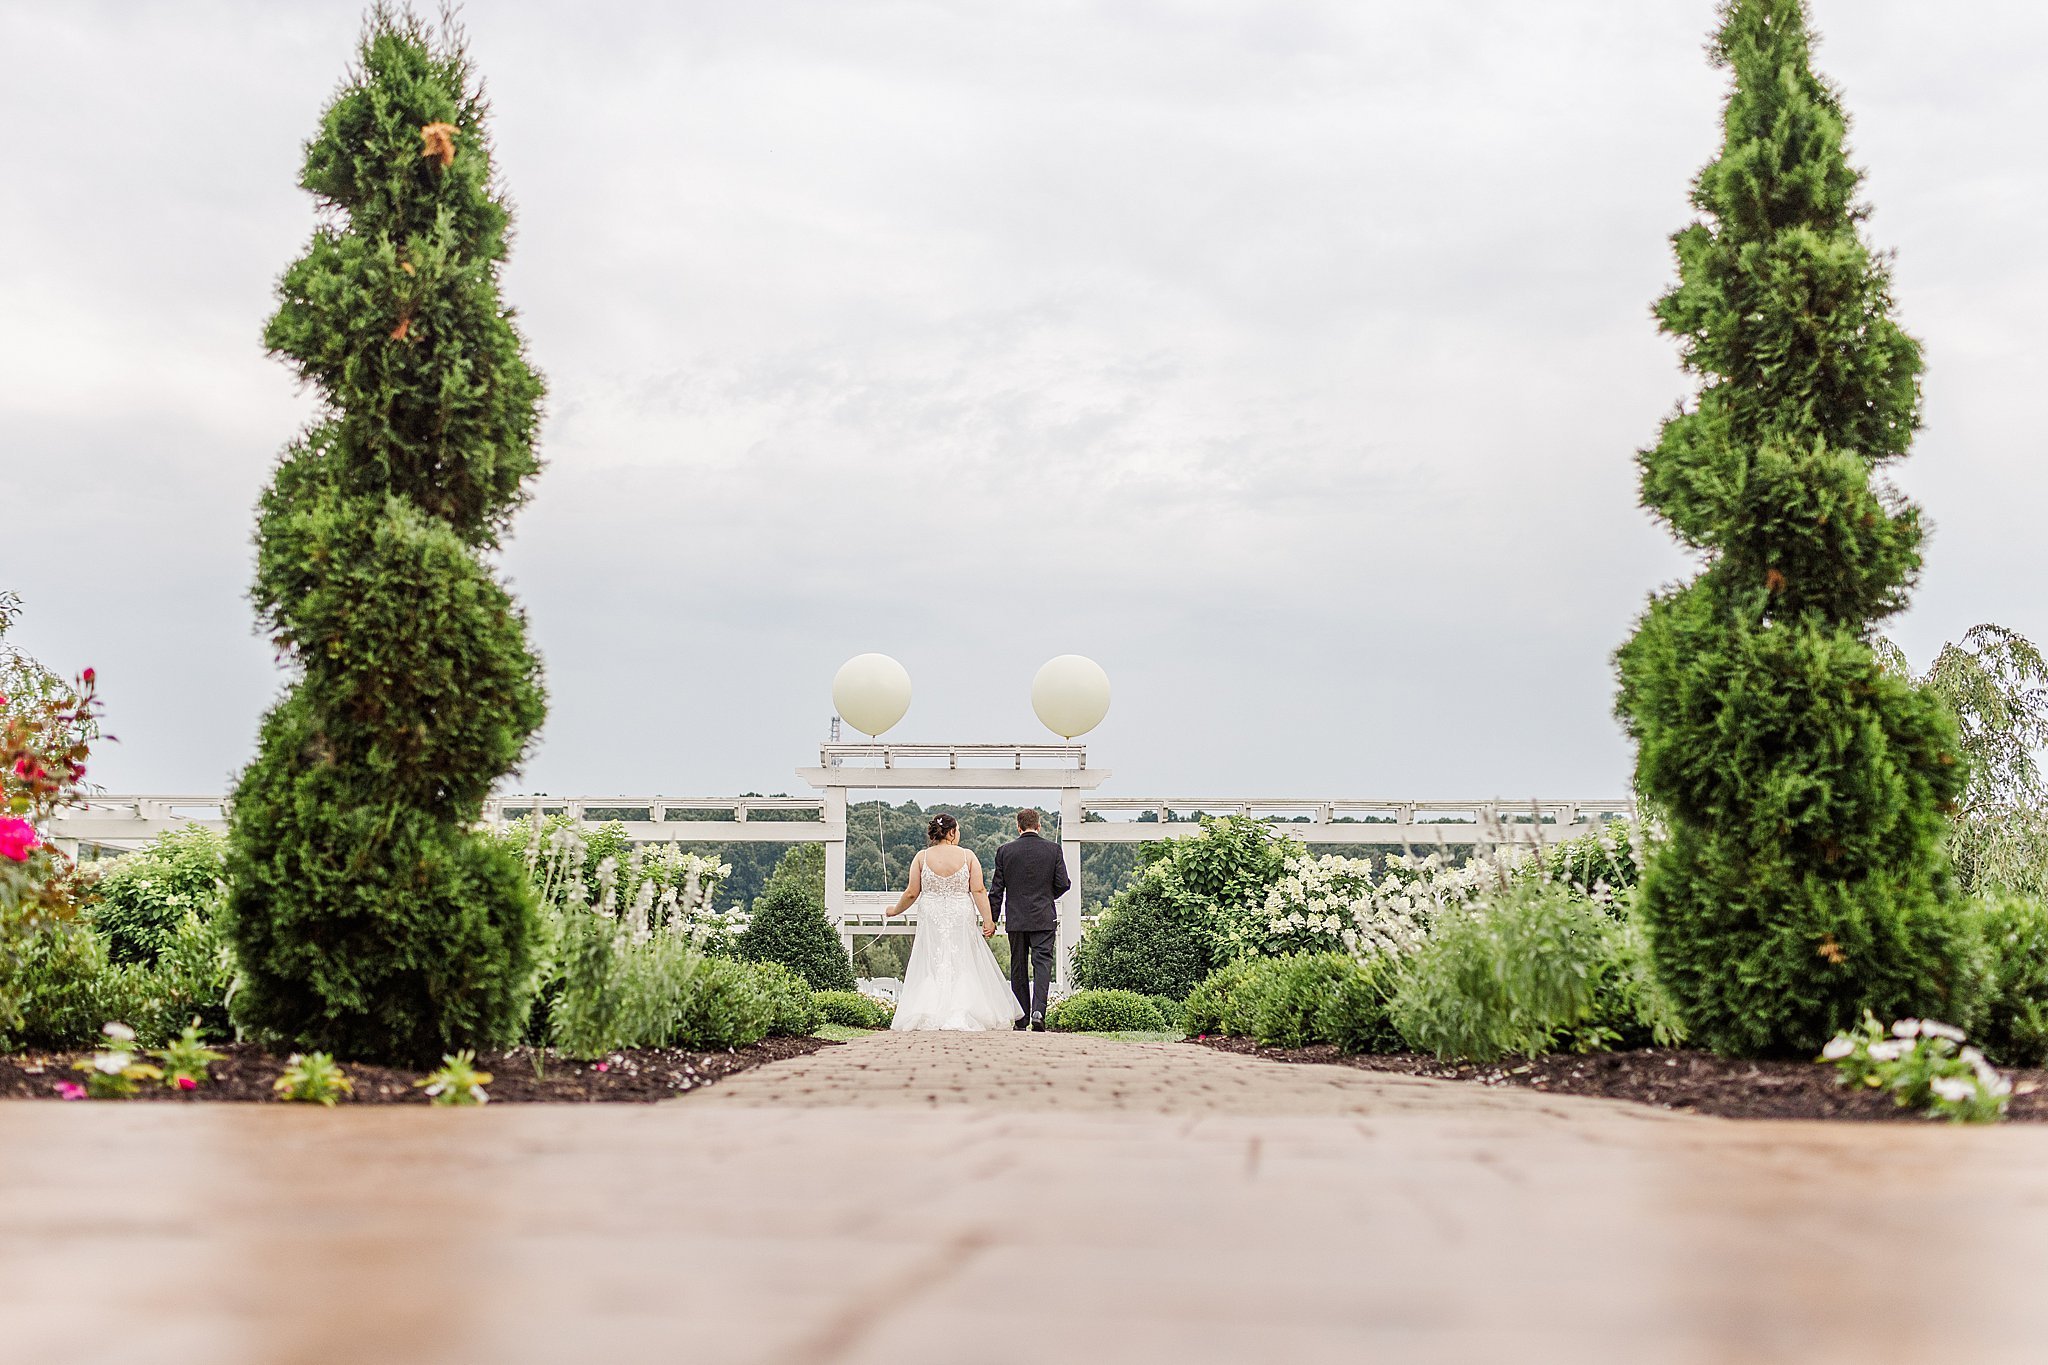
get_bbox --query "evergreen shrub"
[1220,958,1295,1040]
[748,960,823,1037]
[1143,993,1184,1033]
[1389,883,1635,1063]
[672,957,773,1051]
[1070,887,1213,1001]
[0,924,146,1051]
[1614,0,1975,1055]
[737,845,854,991]
[814,990,893,1030]
[1968,895,2048,1068]
[228,9,548,1064]
[89,827,228,966]
[1181,958,1263,1037]
[1244,954,1359,1049]
[1182,953,1404,1054]
[1045,989,1170,1034]
[0,909,236,1052]
[1315,954,1404,1055]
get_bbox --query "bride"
[885,813,1025,1031]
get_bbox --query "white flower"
[1892,1019,1921,1039]
[93,1052,128,1074]
[101,1022,136,1043]
[1866,1040,1909,1062]
[1919,1020,1965,1043]
[1820,1036,1855,1060]
[1928,1076,1976,1105]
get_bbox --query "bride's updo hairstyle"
[927,813,959,844]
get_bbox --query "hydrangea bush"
[1256,847,1534,963]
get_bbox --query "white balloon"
[832,654,912,737]
[1031,655,1111,739]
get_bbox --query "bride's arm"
[969,854,995,936]
[885,852,923,917]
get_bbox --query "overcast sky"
[3,1,2043,806]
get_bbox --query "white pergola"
[797,743,1108,979]
[47,743,1632,988]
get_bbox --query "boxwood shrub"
[814,990,894,1030]
[671,957,773,1051]
[1970,894,2048,1067]
[1182,958,1263,1037]
[1045,989,1170,1033]
[1183,953,1404,1055]
[747,960,823,1038]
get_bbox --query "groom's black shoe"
[1013,1018,1028,1030]
[1029,1012,1046,1032]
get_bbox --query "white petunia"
[101,1022,136,1043]
[93,1052,128,1074]
[1820,1036,1855,1060]
[1919,1020,1965,1043]
[1866,1040,1909,1062]
[1928,1076,1976,1105]
[1893,1019,1921,1038]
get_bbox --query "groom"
[987,807,1070,1031]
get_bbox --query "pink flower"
[55,1083,85,1101]
[176,1076,198,1092]
[593,1062,610,1073]
[80,668,95,685]
[0,817,38,863]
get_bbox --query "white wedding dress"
[891,855,1025,1032]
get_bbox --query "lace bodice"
[919,857,973,900]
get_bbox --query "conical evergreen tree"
[227,6,546,1064]
[1615,0,1974,1056]
[736,845,856,992]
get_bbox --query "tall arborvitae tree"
[1615,0,1974,1056]
[228,6,546,1063]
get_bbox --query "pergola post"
[1057,787,1084,990]
[822,786,850,960]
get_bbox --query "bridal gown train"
[890,858,1025,1032]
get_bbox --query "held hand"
[982,920,996,939]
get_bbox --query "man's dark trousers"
[1008,928,1056,1021]
[988,828,1071,1022]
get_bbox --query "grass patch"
[814,1023,880,1042]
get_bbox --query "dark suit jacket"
[988,831,1071,934]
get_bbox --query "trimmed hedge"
[1046,989,1171,1034]
[1184,953,1403,1055]
[750,960,824,1037]
[815,990,894,1030]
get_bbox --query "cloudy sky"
[3,1,2043,806]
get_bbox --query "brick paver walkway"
[7,1031,2048,1364]
[698,1028,1668,1119]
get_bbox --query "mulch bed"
[0,1035,833,1105]
[1193,1036,2048,1122]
